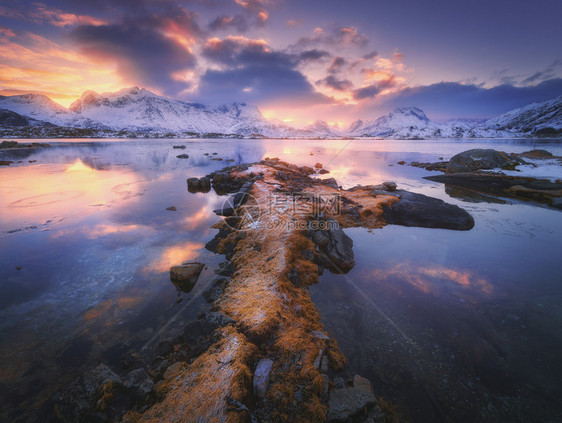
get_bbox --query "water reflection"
[369,262,494,296]
[0,137,561,422]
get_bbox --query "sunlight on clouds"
[147,241,204,273]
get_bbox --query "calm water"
[0,138,561,422]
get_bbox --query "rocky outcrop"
[382,190,475,230]
[426,173,562,209]
[446,149,520,173]
[309,218,355,273]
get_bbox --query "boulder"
[309,218,355,273]
[187,176,211,193]
[382,190,475,230]
[382,181,397,192]
[176,154,190,159]
[446,149,517,173]
[0,140,18,149]
[170,263,204,292]
[172,145,186,149]
[253,358,274,399]
[517,149,554,159]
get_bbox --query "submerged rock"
[0,140,18,149]
[176,153,190,159]
[382,190,475,230]
[170,263,204,292]
[172,145,186,149]
[327,386,377,422]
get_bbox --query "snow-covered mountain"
[0,87,308,138]
[479,95,562,136]
[350,107,435,137]
[0,88,561,138]
[303,120,342,137]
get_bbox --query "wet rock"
[172,145,186,149]
[426,173,562,208]
[309,218,355,273]
[253,358,274,399]
[183,312,235,356]
[517,149,554,159]
[310,330,330,340]
[187,176,211,193]
[552,198,562,209]
[213,181,253,216]
[353,375,374,395]
[176,153,190,159]
[446,149,518,173]
[166,206,176,211]
[397,160,405,165]
[215,260,236,276]
[319,177,339,189]
[53,364,126,422]
[163,362,187,380]
[0,160,13,166]
[327,386,377,422]
[382,190,475,230]
[124,368,154,396]
[0,140,18,149]
[170,263,204,292]
[203,284,223,303]
[319,168,330,174]
[382,181,397,192]
[315,162,323,168]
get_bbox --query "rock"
[446,149,518,173]
[310,330,330,340]
[552,197,562,209]
[319,177,339,189]
[0,140,18,149]
[203,285,223,303]
[124,368,154,396]
[183,312,235,356]
[315,162,323,168]
[397,161,405,165]
[309,218,355,273]
[353,375,374,395]
[322,374,330,398]
[382,190,475,230]
[172,145,186,149]
[314,349,324,369]
[176,154,190,159]
[319,168,330,174]
[187,176,211,193]
[213,181,253,216]
[517,149,554,159]
[334,377,346,389]
[163,362,187,380]
[53,363,125,422]
[253,358,274,399]
[0,160,13,166]
[327,387,377,422]
[320,355,329,373]
[382,181,397,192]
[426,173,562,208]
[170,263,204,292]
[166,206,176,211]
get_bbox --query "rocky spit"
[49,157,478,422]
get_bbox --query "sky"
[0,0,561,127]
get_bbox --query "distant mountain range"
[0,87,560,139]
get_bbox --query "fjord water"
[0,138,561,421]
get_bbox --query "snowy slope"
[1,89,561,138]
[0,94,73,126]
[479,95,562,135]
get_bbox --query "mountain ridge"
[0,88,560,139]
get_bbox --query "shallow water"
[0,138,561,421]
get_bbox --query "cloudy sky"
[1,0,561,127]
